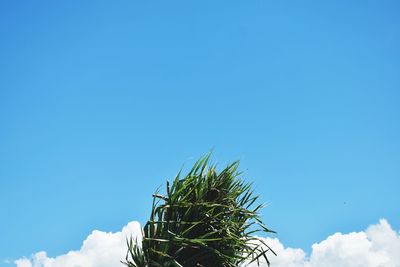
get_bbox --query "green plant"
[123,154,275,267]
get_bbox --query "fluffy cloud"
[15,221,141,267]
[247,219,400,267]
[15,219,400,267]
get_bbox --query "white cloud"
[15,221,141,267]
[247,219,400,267]
[15,219,400,267]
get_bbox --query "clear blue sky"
[1,0,399,265]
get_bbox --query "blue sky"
[1,0,399,265]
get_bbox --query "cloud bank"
[15,221,142,267]
[15,219,400,267]
[247,219,400,267]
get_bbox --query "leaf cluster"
[123,155,275,267]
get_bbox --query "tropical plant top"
[123,155,276,267]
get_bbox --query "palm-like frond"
[124,154,275,267]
